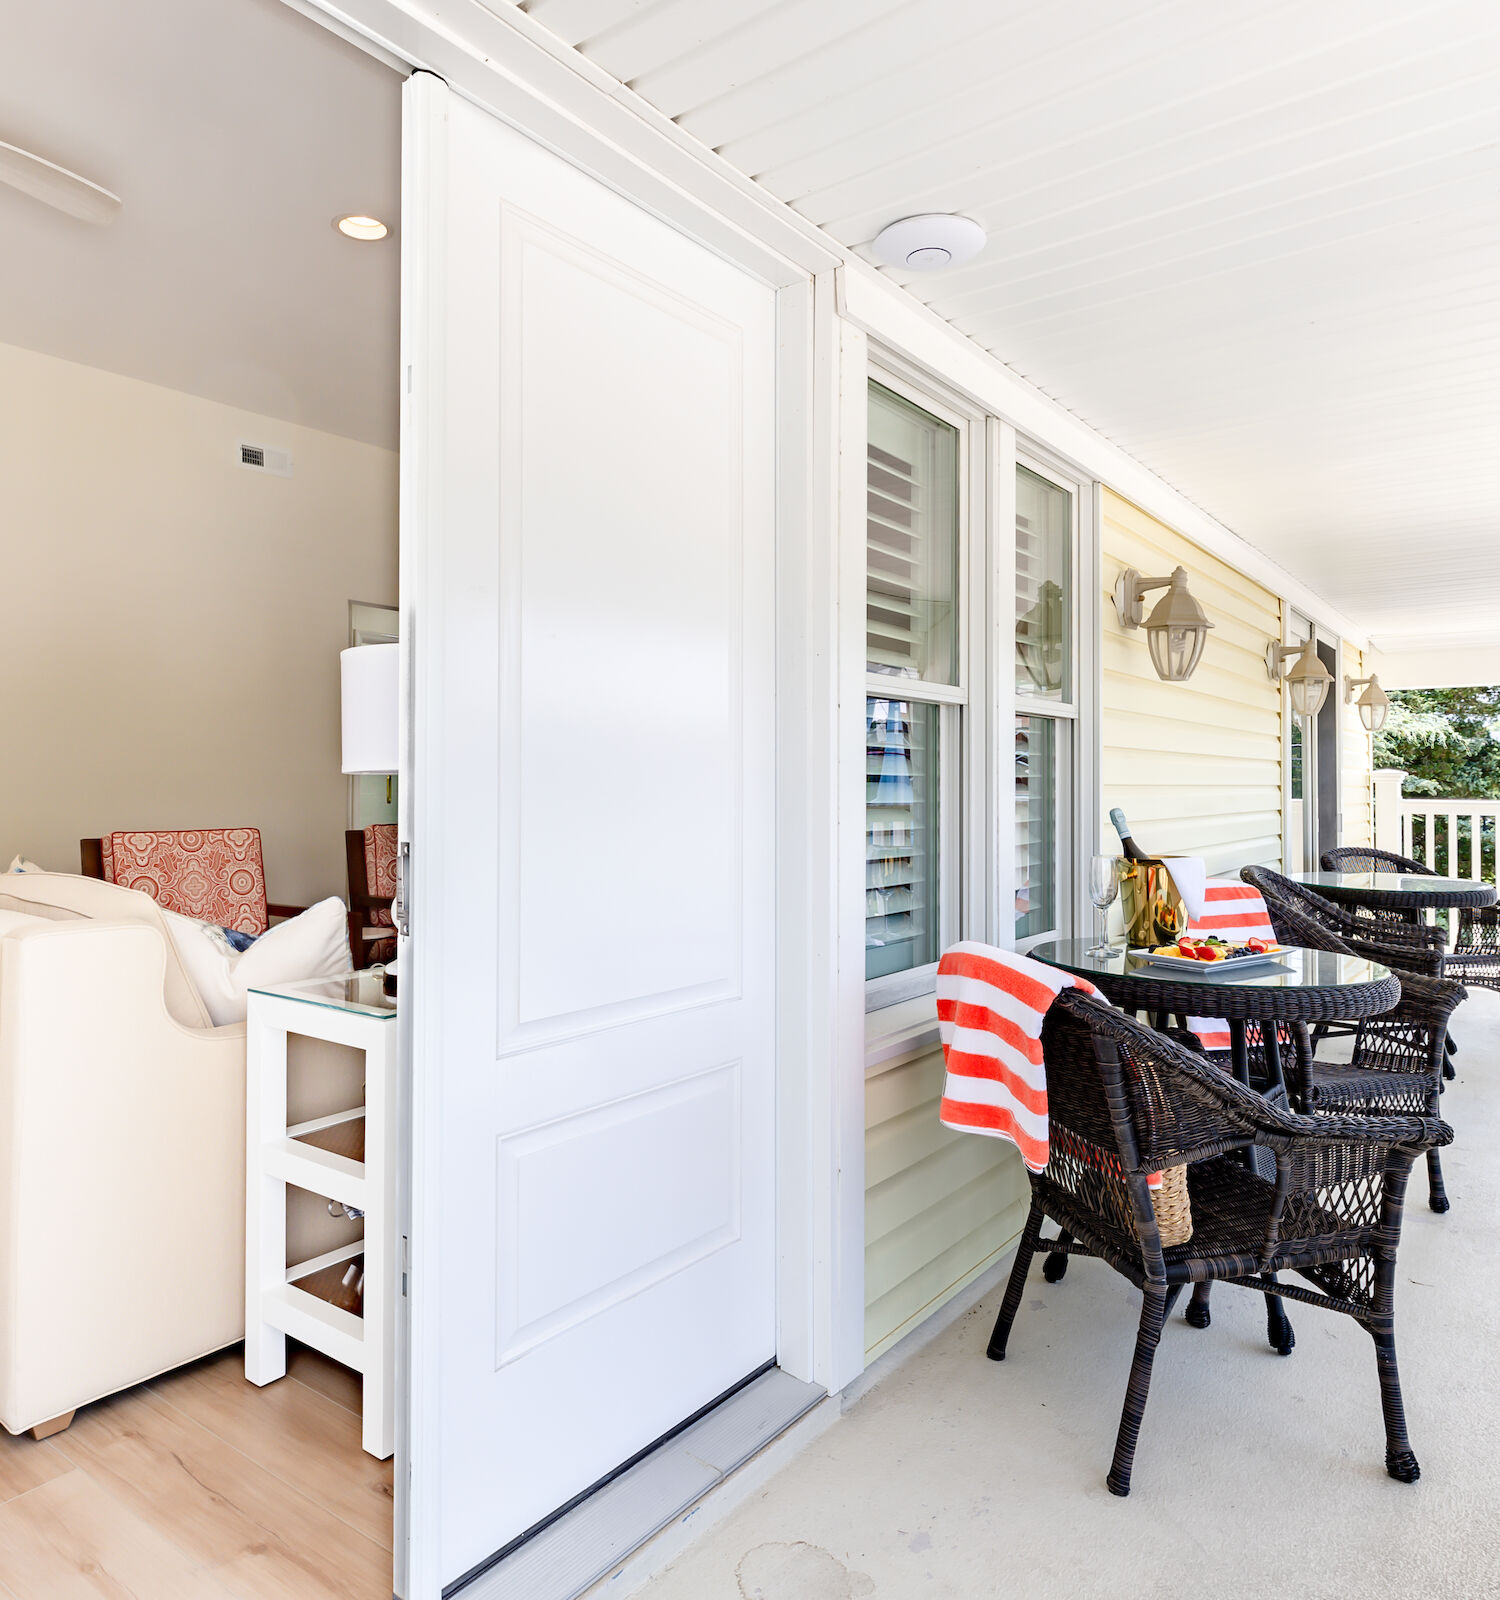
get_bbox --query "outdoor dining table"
[1287,869,1497,918]
[1029,938,1400,1097]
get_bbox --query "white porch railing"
[1373,768,1500,882]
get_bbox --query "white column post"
[1373,769,1408,856]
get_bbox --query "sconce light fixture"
[1345,672,1390,733]
[1017,578,1065,692]
[1266,630,1333,718]
[1112,565,1214,682]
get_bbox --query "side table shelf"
[245,973,398,1459]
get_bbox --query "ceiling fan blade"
[0,140,120,225]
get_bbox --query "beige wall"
[865,1043,1028,1364]
[1,342,397,905]
[1102,490,1284,873]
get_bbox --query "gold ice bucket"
[1118,856,1188,949]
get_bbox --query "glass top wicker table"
[1287,869,1496,915]
[1029,939,1399,1093]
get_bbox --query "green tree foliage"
[1374,687,1500,798]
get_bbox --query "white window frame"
[862,358,989,1013]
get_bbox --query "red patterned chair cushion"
[363,824,397,928]
[103,829,269,935]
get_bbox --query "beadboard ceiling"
[2,0,401,446]
[515,0,1500,649]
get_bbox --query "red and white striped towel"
[936,942,1099,1174]
[1182,877,1278,1050]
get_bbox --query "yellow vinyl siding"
[864,1044,1029,1363]
[1102,490,1284,872]
[1341,645,1375,848]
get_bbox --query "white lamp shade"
[341,643,399,775]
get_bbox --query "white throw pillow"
[163,898,351,1027]
[5,855,47,874]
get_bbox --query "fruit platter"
[1129,935,1288,972]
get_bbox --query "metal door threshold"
[454,1367,824,1600]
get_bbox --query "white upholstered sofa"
[0,871,247,1436]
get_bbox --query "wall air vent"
[238,441,293,477]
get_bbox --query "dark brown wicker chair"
[1242,866,1466,1212]
[1323,845,1500,993]
[1243,865,1447,977]
[988,989,1450,1495]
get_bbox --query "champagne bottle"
[1108,808,1185,945]
[1109,808,1149,862]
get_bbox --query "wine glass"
[1087,854,1120,957]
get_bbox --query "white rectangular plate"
[1128,947,1288,973]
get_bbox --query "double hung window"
[865,379,964,1007]
[860,367,1095,1010]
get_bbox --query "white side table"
[245,972,398,1459]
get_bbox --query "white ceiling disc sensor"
[871,213,985,271]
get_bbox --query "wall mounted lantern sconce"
[1266,630,1333,718]
[1345,673,1391,733]
[1112,565,1214,682]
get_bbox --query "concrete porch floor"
[638,989,1500,1600]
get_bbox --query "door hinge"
[395,840,411,937]
[400,1233,409,1298]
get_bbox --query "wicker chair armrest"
[1342,931,1446,980]
[1076,998,1443,1153]
[1270,1105,1453,1152]
[1358,917,1448,953]
[1383,967,1468,1021]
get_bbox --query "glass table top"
[248,970,397,1018]
[1288,870,1479,895]
[1029,938,1389,992]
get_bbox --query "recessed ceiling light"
[335,214,388,241]
[871,214,986,271]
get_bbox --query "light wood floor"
[0,1344,394,1599]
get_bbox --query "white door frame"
[282,9,863,1585]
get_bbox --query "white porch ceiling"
[515,0,1500,650]
[2,0,401,446]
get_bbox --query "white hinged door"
[402,75,778,1594]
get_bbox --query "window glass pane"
[1015,465,1072,701]
[1290,720,1304,801]
[867,383,960,686]
[866,697,942,980]
[1015,714,1058,940]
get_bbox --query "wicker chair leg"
[1042,1230,1072,1284]
[1107,1287,1167,1498]
[1426,1147,1450,1213]
[1184,1281,1212,1328]
[987,1201,1045,1362]
[1261,1275,1295,1355]
[1443,1032,1456,1081]
[1372,1325,1420,1483]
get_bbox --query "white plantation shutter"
[866,698,939,979]
[864,383,958,988]
[1015,465,1070,701]
[1013,461,1075,945]
[866,442,923,677]
[1014,714,1057,940]
[866,385,957,685]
